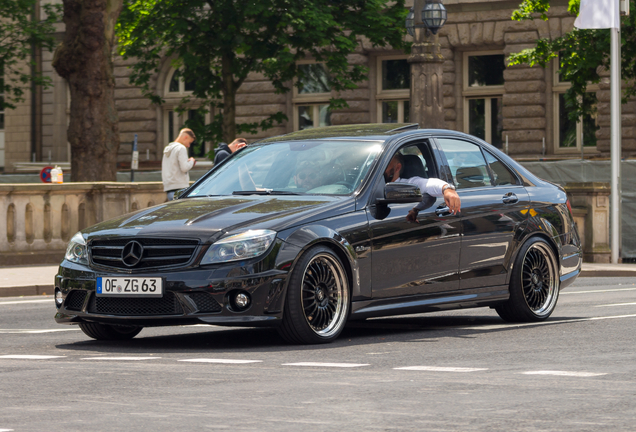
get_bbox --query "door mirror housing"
[377,182,422,204]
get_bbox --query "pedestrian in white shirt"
[162,128,197,200]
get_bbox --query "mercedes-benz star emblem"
[121,241,144,267]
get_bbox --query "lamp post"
[406,0,447,129]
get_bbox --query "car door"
[367,140,461,298]
[435,137,529,290]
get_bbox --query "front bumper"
[54,261,289,328]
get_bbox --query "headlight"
[201,229,276,264]
[65,232,89,265]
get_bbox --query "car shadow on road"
[54,313,510,354]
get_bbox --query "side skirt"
[349,286,510,320]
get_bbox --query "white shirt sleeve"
[396,177,448,197]
[177,146,195,173]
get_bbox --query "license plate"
[96,277,163,297]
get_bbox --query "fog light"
[234,292,250,309]
[55,290,64,308]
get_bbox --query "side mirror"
[377,182,422,204]
[173,188,187,200]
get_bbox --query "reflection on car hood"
[82,195,346,243]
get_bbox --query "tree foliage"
[509,0,636,123]
[0,0,61,109]
[117,0,409,149]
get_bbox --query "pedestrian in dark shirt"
[213,138,248,165]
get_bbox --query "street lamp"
[405,0,447,129]
[405,0,447,36]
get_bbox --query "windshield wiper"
[232,190,300,196]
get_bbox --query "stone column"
[408,0,445,129]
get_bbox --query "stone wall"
[0,182,165,265]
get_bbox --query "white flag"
[574,0,620,29]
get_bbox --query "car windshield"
[187,139,384,197]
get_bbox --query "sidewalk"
[1,263,636,298]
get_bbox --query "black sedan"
[55,124,582,344]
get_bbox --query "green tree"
[509,0,636,123]
[0,0,60,109]
[117,0,409,151]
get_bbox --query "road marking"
[0,299,51,305]
[0,355,65,360]
[0,328,80,334]
[394,366,488,372]
[179,359,262,364]
[81,357,161,361]
[522,370,607,377]
[562,287,636,295]
[595,302,636,307]
[457,313,636,331]
[282,362,370,368]
[0,429,14,431]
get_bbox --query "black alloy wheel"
[496,237,559,322]
[79,322,143,340]
[278,246,350,344]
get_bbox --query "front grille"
[88,292,183,316]
[90,238,199,270]
[187,292,223,313]
[65,290,87,311]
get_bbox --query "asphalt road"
[1,277,636,431]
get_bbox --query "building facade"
[2,0,634,174]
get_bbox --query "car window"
[398,145,430,179]
[437,138,491,189]
[187,140,384,197]
[484,151,519,186]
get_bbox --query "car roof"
[259,123,420,143]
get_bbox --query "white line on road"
[81,357,162,361]
[394,366,488,372]
[561,287,636,295]
[522,370,607,377]
[0,328,80,334]
[0,429,14,431]
[0,355,66,359]
[457,313,636,331]
[282,362,370,368]
[0,299,51,305]
[179,359,262,364]
[595,302,636,307]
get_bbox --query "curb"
[0,285,54,298]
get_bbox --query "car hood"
[82,195,351,243]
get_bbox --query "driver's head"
[295,161,321,190]
[384,153,404,183]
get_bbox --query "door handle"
[502,193,518,204]
[435,206,451,216]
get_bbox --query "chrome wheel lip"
[300,253,349,338]
[521,243,558,317]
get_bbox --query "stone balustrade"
[0,181,612,266]
[0,182,166,266]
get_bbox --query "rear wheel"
[278,246,350,344]
[496,237,559,322]
[79,322,143,340]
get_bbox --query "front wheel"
[278,246,350,344]
[79,322,143,340]
[496,237,559,322]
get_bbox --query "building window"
[463,52,505,149]
[163,68,209,158]
[553,56,599,152]
[377,57,410,123]
[293,63,332,130]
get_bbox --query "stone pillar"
[408,0,445,129]
[565,182,611,263]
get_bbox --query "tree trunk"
[52,0,123,182]
[221,53,236,143]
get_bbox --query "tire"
[496,237,560,323]
[278,246,350,344]
[79,322,143,340]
